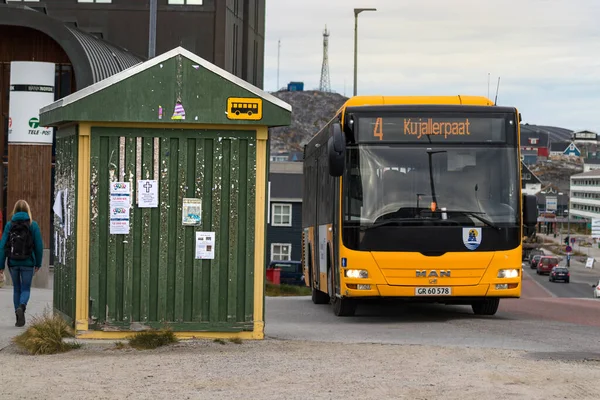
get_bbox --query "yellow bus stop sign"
[227,97,263,121]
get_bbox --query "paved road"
[0,286,52,350]
[265,269,600,355]
[522,262,597,298]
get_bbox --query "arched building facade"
[0,4,143,265]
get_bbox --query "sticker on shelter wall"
[226,97,263,121]
[138,179,158,208]
[110,182,131,234]
[171,101,186,120]
[182,198,202,226]
[195,232,215,260]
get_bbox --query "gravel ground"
[1,339,599,400]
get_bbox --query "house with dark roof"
[521,162,542,195]
[521,149,538,166]
[572,130,598,144]
[267,162,303,264]
[520,126,550,158]
[549,141,581,157]
[583,158,600,173]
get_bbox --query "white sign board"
[591,219,600,239]
[138,179,158,208]
[586,257,594,269]
[110,182,131,234]
[195,232,215,259]
[8,61,55,144]
[545,196,557,212]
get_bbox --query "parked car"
[530,254,543,269]
[267,260,304,286]
[549,266,570,283]
[592,280,600,298]
[536,256,559,275]
[526,249,544,262]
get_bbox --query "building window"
[168,0,203,4]
[272,203,292,226]
[271,243,291,261]
[6,0,41,2]
[76,0,112,3]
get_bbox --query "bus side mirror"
[328,123,345,177]
[523,194,537,228]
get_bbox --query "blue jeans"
[8,266,34,311]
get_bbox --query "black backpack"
[5,220,34,261]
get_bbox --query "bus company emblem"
[416,270,451,278]
[463,227,482,250]
[226,97,263,121]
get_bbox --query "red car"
[536,256,559,275]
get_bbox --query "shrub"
[128,329,178,350]
[12,310,78,355]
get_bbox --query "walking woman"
[0,200,43,327]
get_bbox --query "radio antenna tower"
[277,39,281,90]
[319,25,331,92]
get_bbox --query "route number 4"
[373,117,383,141]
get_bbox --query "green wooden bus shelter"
[40,47,291,340]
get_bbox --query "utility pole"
[148,0,158,58]
[353,8,376,96]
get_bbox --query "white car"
[593,280,600,298]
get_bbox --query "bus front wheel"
[471,298,500,316]
[332,296,357,317]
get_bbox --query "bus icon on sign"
[227,97,262,121]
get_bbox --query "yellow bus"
[301,95,538,316]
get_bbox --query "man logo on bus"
[463,227,482,250]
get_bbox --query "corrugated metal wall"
[53,131,78,322]
[89,127,256,332]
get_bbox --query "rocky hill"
[269,90,348,154]
[530,159,583,193]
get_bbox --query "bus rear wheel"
[312,287,329,304]
[332,296,357,316]
[471,298,500,316]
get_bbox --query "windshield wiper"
[360,217,458,231]
[445,210,501,230]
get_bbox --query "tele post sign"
[8,61,55,145]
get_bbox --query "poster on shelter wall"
[195,232,215,260]
[8,61,55,144]
[110,182,131,234]
[182,198,202,226]
[138,179,158,208]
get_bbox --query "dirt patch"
[1,339,599,399]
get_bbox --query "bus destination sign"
[358,116,510,143]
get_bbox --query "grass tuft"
[229,338,243,344]
[214,338,226,345]
[265,283,311,297]
[128,329,178,350]
[114,341,127,350]
[12,309,77,355]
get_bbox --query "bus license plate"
[415,287,452,296]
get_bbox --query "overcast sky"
[264,0,600,132]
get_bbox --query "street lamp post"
[148,0,158,58]
[353,8,376,96]
[567,198,571,267]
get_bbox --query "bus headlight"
[345,269,368,278]
[497,269,519,278]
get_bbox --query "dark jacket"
[0,212,44,269]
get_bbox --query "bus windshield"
[343,145,519,227]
